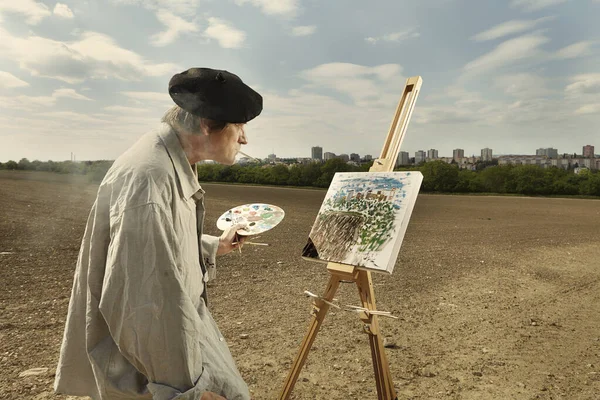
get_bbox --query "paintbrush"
[238,150,260,162]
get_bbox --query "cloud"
[574,104,600,115]
[246,89,398,157]
[0,71,29,88]
[234,0,298,17]
[204,17,246,49]
[111,0,201,46]
[53,88,93,101]
[110,0,201,17]
[300,62,404,106]
[509,0,568,12]
[37,111,107,124]
[463,33,549,75]
[412,106,479,125]
[0,88,93,110]
[53,3,74,18]
[365,29,420,44]
[291,25,316,37]
[0,0,51,25]
[151,9,199,46]
[104,105,151,113]
[0,28,179,83]
[565,74,600,95]
[554,41,595,59]
[471,17,554,42]
[121,91,171,103]
[493,73,553,98]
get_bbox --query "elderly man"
[54,68,262,400]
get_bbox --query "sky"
[0,0,599,162]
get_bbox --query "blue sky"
[0,0,599,162]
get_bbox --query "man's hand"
[200,392,226,400]
[217,223,247,256]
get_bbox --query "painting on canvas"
[302,171,423,274]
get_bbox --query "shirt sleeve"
[98,202,217,400]
[200,235,219,281]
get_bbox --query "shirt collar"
[158,123,203,200]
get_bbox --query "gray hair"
[162,106,230,136]
[161,105,203,135]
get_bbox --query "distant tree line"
[196,159,600,197]
[2,158,599,197]
[0,158,114,183]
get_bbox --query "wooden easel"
[279,76,423,400]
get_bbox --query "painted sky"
[1,0,599,162]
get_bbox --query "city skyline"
[302,144,597,162]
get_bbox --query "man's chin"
[217,158,236,166]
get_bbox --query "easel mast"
[279,76,422,400]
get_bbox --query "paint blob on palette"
[216,203,285,236]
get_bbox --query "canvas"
[302,171,423,274]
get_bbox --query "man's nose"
[239,131,248,144]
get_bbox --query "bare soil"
[1,170,599,400]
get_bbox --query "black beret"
[168,68,263,123]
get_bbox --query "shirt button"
[219,337,224,342]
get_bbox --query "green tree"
[579,170,600,196]
[265,164,290,185]
[506,165,550,195]
[5,160,18,170]
[300,163,322,186]
[419,161,459,192]
[477,165,512,193]
[454,169,481,193]
[18,158,32,170]
[315,158,352,187]
[287,165,302,186]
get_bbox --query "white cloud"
[510,0,568,12]
[37,111,107,123]
[574,104,600,115]
[234,0,298,17]
[204,17,246,49]
[291,25,316,37]
[300,62,404,105]
[246,89,398,158]
[104,105,151,113]
[365,29,420,44]
[555,41,595,59]
[53,3,74,18]
[493,73,553,98]
[53,88,93,101]
[121,91,171,102]
[151,8,199,46]
[471,17,554,42]
[110,0,200,17]
[0,88,93,110]
[463,33,549,75]
[0,28,179,83]
[0,0,51,25]
[0,71,29,88]
[565,74,600,95]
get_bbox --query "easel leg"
[278,274,342,400]
[356,270,397,400]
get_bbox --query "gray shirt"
[54,124,250,400]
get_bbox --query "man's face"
[207,123,247,165]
